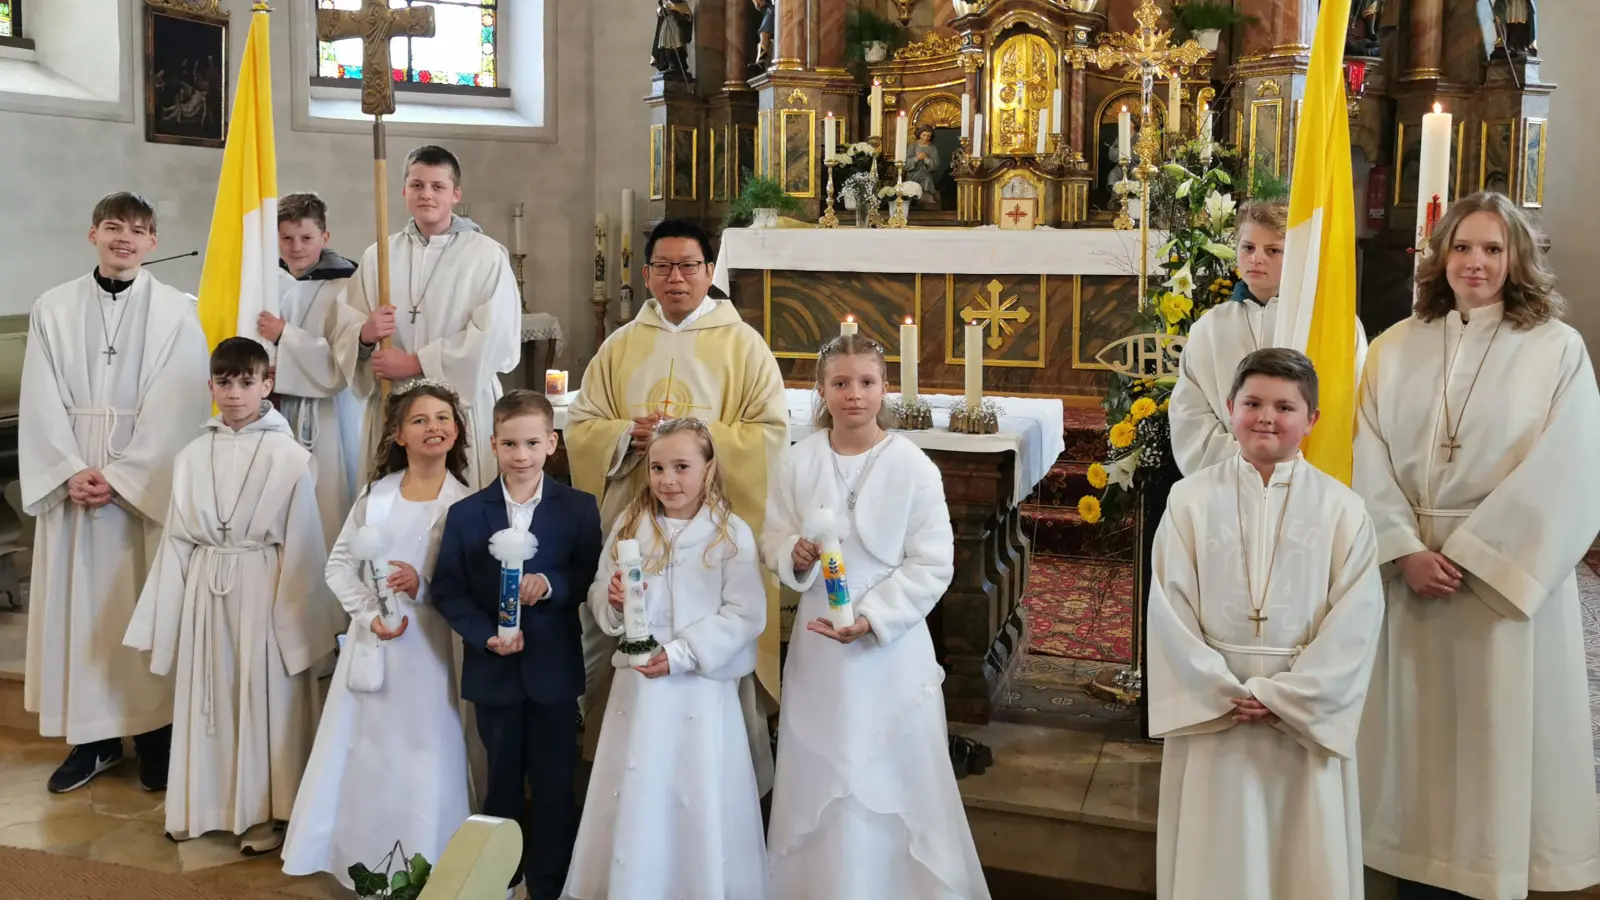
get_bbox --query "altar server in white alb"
[125,338,342,855]
[564,417,769,900]
[19,192,209,795]
[1148,348,1384,900]
[1170,202,1366,475]
[336,144,521,489]
[283,379,473,887]
[260,191,361,546]
[1355,192,1600,900]
[762,335,988,900]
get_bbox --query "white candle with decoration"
[964,321,983,407]
[619,189,634,315]
[961,92,971,140]
[1416,103,1453,247]
[615,539,658,666]
[870,79,884,137]
[1118,106,1132,161]
[894,111,909,162]
[841,315,858,337]
[900,316,918,404]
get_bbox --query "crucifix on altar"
[315,0,436,395]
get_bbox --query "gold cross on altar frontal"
[961,279,1031,351]
[316,0,437,116]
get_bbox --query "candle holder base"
[1086,664,1142,706]
[949,398,1001,435]
[890,396,933,431]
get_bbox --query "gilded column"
[1405,0,1444,80]
[776,0,805,69]
[726,0,749,86]
[817,0,846,70]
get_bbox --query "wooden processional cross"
[316,0,436,394]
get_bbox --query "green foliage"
[1246,163,1290,203]
[724,170,807,228]
[349,844,433,900]
[1173,1,1258,32]
[844,6,905,70]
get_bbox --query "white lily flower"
[1165,262,1196,298]
[1107,454,1138,490]
[1204,190,1237,227]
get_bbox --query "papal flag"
[1273,0,1365,485]
[196,2,278,351]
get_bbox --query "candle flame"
[845,315,855,323]
[1121,105,1127,113]
[873,78,881,86]
[1433,102,1442,114]
[905,316,914,325]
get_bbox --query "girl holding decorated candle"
[761,334,989,900]
[564,417,771,900]
[283,378,474,889]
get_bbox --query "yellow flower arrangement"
[1078,495,1102,524]
[1109,420,1136,448]
[1159,291,1194,326]
[1130,397,1157,421]
[1087,462,1109,490]
[1159,397,1171,412]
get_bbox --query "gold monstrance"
[316,0,437,398]
[1068,0,1206,708]
[1068,0,1206,310]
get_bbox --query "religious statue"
[904,124,942,207]
[1345,0,1383,57]
[1494,0,1537,57]
[753,0,775,71]
[651,0,695,80]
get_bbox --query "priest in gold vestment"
[565,219,787,772]
[1354,194,1600,900]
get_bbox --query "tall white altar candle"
[1167,74,1181,130]
[1416,102,1453,246]
[512,203,525,255]
[894,111,908,162]
[1199,113,1214,163]
[1118,106,1132,161]
[900,316,919,404]
[1052,87,1064,130]
[824,112,837,152]
[961,93,971,140]
[971,114,983,159]
[1035,107,1049,154]
[841,315,858,337]
[964,321,983,407]
[871,79,884,137]
[620,190,633,254]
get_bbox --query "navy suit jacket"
[432,475,603,707]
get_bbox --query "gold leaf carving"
[785,88,808,107]
[1257,79,1282,98]
[145,0,229,16]
[895,32,962,60]
[916,96,963,129]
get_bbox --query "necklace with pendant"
[1234,459,1297,638]
[829,431,889,511]
[212,431,268,545]
[1437,314,1503,464]
[405,232,463,326]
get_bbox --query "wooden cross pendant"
[1248,610,1268,637]
[408,305,421,325]
[101,345,118,366]
[1441,436,1461,463]
[316,0,436,116]
[218,522,231,543]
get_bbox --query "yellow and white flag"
[1273,0,1362,484]
[196,3,277,352]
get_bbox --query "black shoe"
[47,740,124,794]
[133,725,170,792]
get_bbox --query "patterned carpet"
[1022,556,1134,663]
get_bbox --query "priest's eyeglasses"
[648,260,706,277]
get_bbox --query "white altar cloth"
[553,389,1064,505]
[710,226,1165,293]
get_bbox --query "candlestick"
[871,79,884,137]
[894,112,908,162]
[900,316,918,404]
[1035,107,1049,155]
[1053,87,1064,130]
[545,369,568,396]
[1416,102,1453,248]
[1118,106,1132,160]
[1167,74,1181,131]
[841,315,858,337]
[615,539,658,666]
[964,321,983,407]
[961,93,971,140]
[824,112,837,153]
[511,202,525,255]
[819,160,840,228]
[972,114,983,159]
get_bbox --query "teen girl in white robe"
[564,420,770,900]
[762,430,988,900]
[281,387,474,885]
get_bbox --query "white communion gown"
[281,473,472,887]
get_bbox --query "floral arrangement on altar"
[1077,153,1243,527]
[877,180,923,203]
[829,142,882,212]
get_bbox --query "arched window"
[314,0,502,95]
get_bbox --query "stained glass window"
[317,0,498,91]
[0,1,18,39]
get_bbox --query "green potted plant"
[725,170,805,229]
[1174,1,1259,52]
[845,7,904,69]
[350,843,432,900]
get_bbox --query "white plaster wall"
[0,0,596,363]
[1535,5,1600,361]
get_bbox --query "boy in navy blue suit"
[432,390,602,900]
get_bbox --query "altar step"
[1021,407,1138,561]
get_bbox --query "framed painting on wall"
[144,0,228,149]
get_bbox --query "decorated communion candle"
[821,537,854,629]
[616,539,656,666]
[488,529,537,643]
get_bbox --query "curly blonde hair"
[369,381,471,486]
[612,418,736,574]
[812,333,897,431]
[1414,191,1563,330]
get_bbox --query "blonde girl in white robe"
[1354,192,1600,900]
[563,417,769,900]
[761,334,989,900]
[282,378,474,888]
